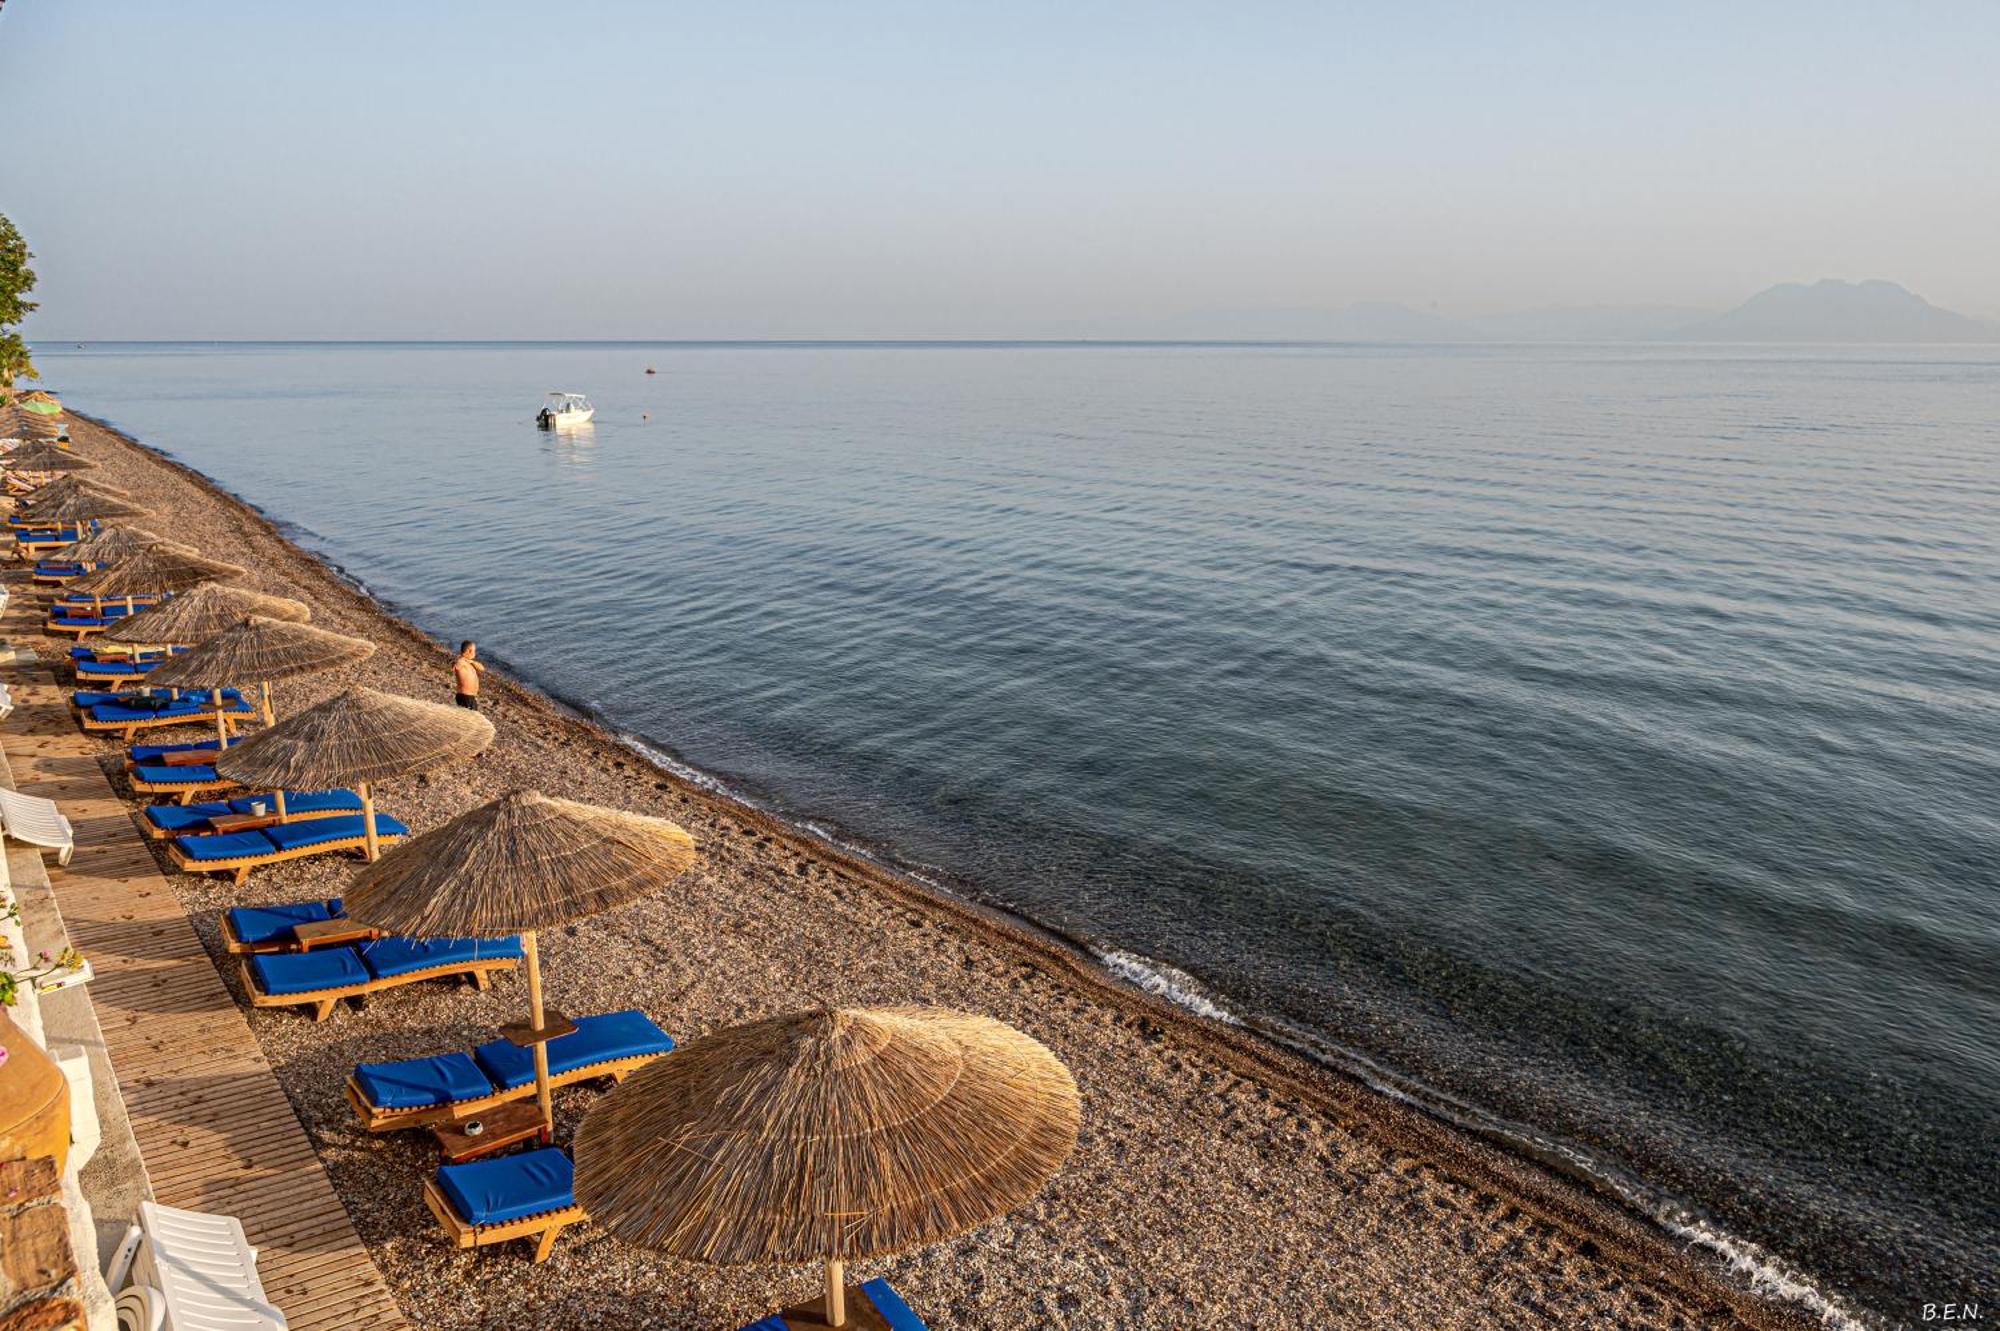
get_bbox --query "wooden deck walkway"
[0,636,410,1328]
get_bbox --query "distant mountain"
[1463,304,1713,342]
[1669,279,2000,343]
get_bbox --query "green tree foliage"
[0,214,36,326]
[0,331,38,390]
[0,213,37,392]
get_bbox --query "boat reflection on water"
[540,419,596,468]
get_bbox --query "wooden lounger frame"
[128,774,238,804]
[344,1049,662,1133]
[237,951,520,1022]
[143,801,355,840]
[45,617,114,639]
[422,1177,585,1264]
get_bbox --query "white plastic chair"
[112,1201,288,1331]
[0,786,75,865]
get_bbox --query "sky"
[2,1,1998,339]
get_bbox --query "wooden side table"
[431,1100,549,1163]
[288,918,383,952]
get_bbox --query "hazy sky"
[4,1,1997,338]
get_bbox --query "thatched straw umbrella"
[48,525,169,568]
[575,1007,1080,1327]
[144,617,376,754]
[344,791,698,1134]
[63,544,246,617]
[1,407,63,441]
[4,441,95,473]
[214,688,494,861]
[102,582,310,649]
[15,477,132,517]
[17,488,150,536]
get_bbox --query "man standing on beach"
[452,640,484,711]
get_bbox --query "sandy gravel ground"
[21,412,1816,1330]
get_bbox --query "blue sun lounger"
[74,687,243,711]
[74,657,164,683]
[141,788,365,838]
[11,521,93,541]
[126,741,231,801]
[126,741,230,800]
[424,1147,585,1263]
[80,691,256,740]
[239,933,523,1021]
[169,812,410,884]
[220,897,360,953]
[129,763,227,801]
[54,594,158,612]
[345,1010,676,1130]
[32,560,88,583]
[738,1280,930,1331]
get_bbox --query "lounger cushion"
[173,830,276,862]
[359,933,519,980]
[76,660,151,677]
[248,946,369,996]
[133,764,219,786]
[264,813,408,852]
[229,789,362,817]
[434,1148,574,1227]
[225,898,342,947]
[354,1052,493,1110]
[473,1010,675,1090]
[143,801,235,835]
[860,1280,929,1331]
[38,563,84,576]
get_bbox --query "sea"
[32,341,2000,1325]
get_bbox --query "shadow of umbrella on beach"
[214,686,494,862]
[62,542,246,619]
[142,615,376,766]
[575,1006,1081,1329]
[343,789,699,1136]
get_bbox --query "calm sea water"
[36,342,2000,1322]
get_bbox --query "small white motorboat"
[536,391,595,428]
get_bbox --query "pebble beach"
[36,408,1819,1331]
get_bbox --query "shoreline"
[58,404,1830,1330]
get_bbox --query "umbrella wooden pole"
[825,1259,846,1327]
[212,689,227,748]
[260,680,274,725]
[524,929,554,1136]
[274,789,289,822]
[361,781,380,861]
